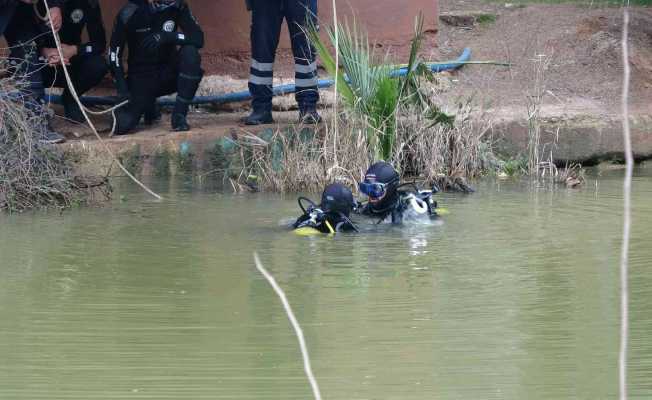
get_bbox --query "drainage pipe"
[45,48,472,107]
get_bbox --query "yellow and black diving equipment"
[293,183,358,235]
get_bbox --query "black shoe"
[242,109,274,125]
[171,113,190,132]
[299,108,322,124]
[144,105,162,126]
[39,129,66,144]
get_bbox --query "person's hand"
[140,32,176,53]
[47,6,63,32]
[41,47,58,61]
[60,44,78,61]
[40,47,67,66]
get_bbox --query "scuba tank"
[396,182,439,220]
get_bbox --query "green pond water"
[1,167,651,399]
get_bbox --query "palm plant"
[308,13,453,161]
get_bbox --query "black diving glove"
[141,31,178,53]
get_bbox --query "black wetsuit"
[40,0,108,110]
[2,0,63,109]
[108,0,204,134]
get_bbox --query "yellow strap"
[324,220,336,234]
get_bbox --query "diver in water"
[357,161,439,224]
[293,183,358,234]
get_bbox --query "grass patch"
[476,13,497,25]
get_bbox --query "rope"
[619,5,632,400]
[42,0,162,200]
[253,253,323,400]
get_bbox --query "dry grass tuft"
[227,98,494,193]
[0,61,110,212]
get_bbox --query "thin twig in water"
[253,252,322,400]
[619,5,632,400]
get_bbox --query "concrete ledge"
[58,110,652,178]
[492,114,652,164]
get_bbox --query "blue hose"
[45,48,472,107]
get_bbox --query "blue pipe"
[45,48,472,107]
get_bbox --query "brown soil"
[434,2,652,115]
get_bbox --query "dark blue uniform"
[248,0,320,116]
[108,0,204,134]
[40,0,109,121]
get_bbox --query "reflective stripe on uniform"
[294,62,317,74]
[249,75,274,85]
[251,59,274,72]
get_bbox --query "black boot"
[144,104,162,126]
[242,109,274,125]
[172,97,192,132]
[171,113,190,132]
[62,91,85,124]
[299,106,322,124]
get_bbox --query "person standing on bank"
[244,0,322,125]
[108,0,204,135]
[39,0,109,123]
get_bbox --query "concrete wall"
[1,1,438,75]
[98,0,438,75]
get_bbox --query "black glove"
[140,32,176,53]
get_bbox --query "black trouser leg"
[114,72,156,135]
[63,53,109,97]
[249,0,284,112]
[285,0,319,109]
[173,45,203,117]
[5,20,46,112]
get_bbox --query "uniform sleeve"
[108,9,129,95]
[177,2,204,49]
[33,0,64,47]
[80,2,107,55]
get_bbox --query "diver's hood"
[320,183,354,217]
[364,161,399,213]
